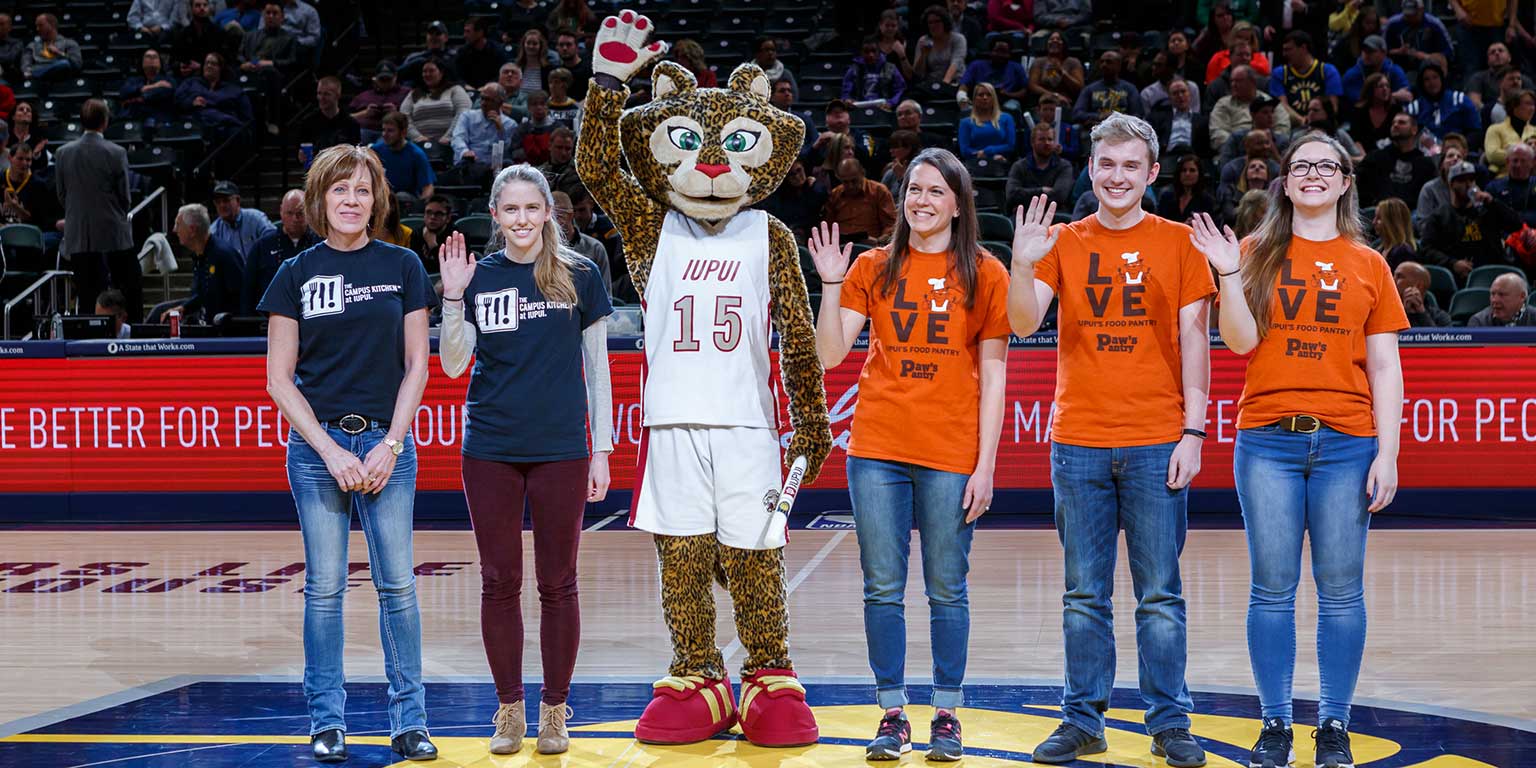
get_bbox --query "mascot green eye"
[722,130,760,153]
[667,127,703,151]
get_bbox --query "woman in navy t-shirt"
[438,164,613,756]
[258,145,439,763]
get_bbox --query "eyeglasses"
[1287,160,1344,178]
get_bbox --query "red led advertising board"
[2,345,1535,493]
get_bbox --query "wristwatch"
[383,437,404,456]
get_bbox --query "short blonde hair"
[305,144,391,239]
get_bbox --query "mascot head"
[619,61,805,221]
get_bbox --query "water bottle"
[491,140,505,170]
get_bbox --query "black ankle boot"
[310,729,347,763]
[390,730,438,761]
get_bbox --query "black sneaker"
[1313,718,1355,768]
[1249,717,1295,768]
[1031,722,1109,764]
[1152,727,1207,767]
[926,709,963,762]
[865,708,912,760]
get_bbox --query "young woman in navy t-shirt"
[258,145,439,762]
[438,164,614,756]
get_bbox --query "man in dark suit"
[1149,79,1211,162]
[55,99,138,320]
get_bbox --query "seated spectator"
[95,289,132,339]
[822,158,896,245]
[987,0,1031,32]
[1192,2,1239,68]
[1423,161,1523,277]
[546,68,581,129]
[1375,198,1420,269]
[1220,128,1281,187]
[1164,29,1203,85]
[1468,272,1536,326]
[1217,155,1273,224]
[1034,0,1092,31]
[554,31,592,101]
[209,181,275,260]
[1358,113,1437,207]
[874,9,912,83]
[499,63,531,121]
[1205,21,1270,84]
[1297,97,1363,163]
[1029,30,1085,104]
[1232,187,1269,236]
[774,79,814,159]
[1415,139,1466,234]
[756,157,825,246]
[1217,92,1290,166]
[214,0,262,34]
[552,189,612,290]
[1484,89,1536,177]
[401,58,471,146]
[161,202,244,323]
[1392,261,1451,327]
[119,49,178,127]
[809,99,879,175]
[1150,79,1210,158]
[671,39,717,88]
[538,126,581,199]
[1269,31,1341,125]
[6,102,46,176]
[0,16,24,78]
[514,28,557,94]
[175,53,253,142]
[1157,154,1217,224]
[1141,53,1201,115]
[242,189,319,314]
[457,16,506,91]
[1385,0,1451,74]
[1030,93,1083,160]
[1203,38,1257,103]
[350,61,411,144]
[1116,28,1154,89]
[172,0,238,79]
[1349,72,1403,152]
[240,3,298,77]
[881,130,921,200]
[1480,67,1528,127]
[960,39,1030,112]
[1,143,60,242]
[408,194,457,273]
[1006,122,1075,210]
[892,100,945,151]
[1487,143,1536,227]
[449,82,516,185]
[1073,50,1144,126]
[958,83,1017,163]
[22,14,82,84]
[947,0,986,53]
[1406,63,1481,144]
[545,0,598,42]
[1466,43,1535,111]
[1340,34,1411,107]
[128,0,188,40]
[401,21,456,87]
[511,91,558,165]
[843,37,906,111]
[757,40,799,103]
[299,76,361,161]
[371,111,436,198]
[815,133,856,192]
[912,6,967,89]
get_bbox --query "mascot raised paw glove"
[593,10,668,82]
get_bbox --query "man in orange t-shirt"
[1007,114,1214,767]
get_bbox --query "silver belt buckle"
[336,414,368,435]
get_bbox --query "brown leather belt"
[1274,414,1323,433]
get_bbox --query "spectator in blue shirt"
[118,48,178,127]
[961,39,1029,113]
[280,0,321,50]
[450,83,517,187]
[210,180,276,263]
[1405,63,1481,142]
[842,38,906,111]
[371,111,436,199]
[127,0,188,39]
[1385,0,1451,75]
[175,51,253,140]
[1341,35,1412,106]
[958,83,1017,162]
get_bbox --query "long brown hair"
[1241,134,1366,337]
[487,164,588,307]
[877,148,985,309]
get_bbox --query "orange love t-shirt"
[840,246,1012,474]
[1236,237,1409,436]
[1034,213,1217,447]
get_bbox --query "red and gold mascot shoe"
[633,675,738,744]
[737,669,819,747]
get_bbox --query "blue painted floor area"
[3,681,1529,766]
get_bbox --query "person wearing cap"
[811,98,880,176]
[1357,113,1437,207]
[1422,160,1523,279]
[1384,0,1451,74]
[456,16,507,93]
[350,61,410,145]
[400,21,457,87]
[210,180,277,263]
[1211,65,1291,150]
[1341,35,1412,107]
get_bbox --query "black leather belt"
[324,414,387,435]
[1274,414,1323,434]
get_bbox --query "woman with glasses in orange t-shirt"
[1189,133,1407,768]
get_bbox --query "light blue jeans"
[287,425,427,738]
[847,456,976,711]
[1050,440,1193,737]
[1234,424,1375,727]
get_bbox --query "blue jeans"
[287,426,427,738]
[847,456,976,711]
[1050,441,1193,736]
[1234,425,1375,727]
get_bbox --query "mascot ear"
[728,63,771,101]
[652,61,697,99]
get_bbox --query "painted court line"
[720,530,848,666]
[586,512,626,532]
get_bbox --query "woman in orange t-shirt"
[1189,133,1407,768]
[809,147,1010,762]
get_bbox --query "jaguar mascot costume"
[576,9,832,748]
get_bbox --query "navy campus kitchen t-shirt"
[463,251,613,463]
[258,240,437,423]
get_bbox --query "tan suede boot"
[489,702,524,754]
[537,702,573,754]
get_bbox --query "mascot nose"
[694,162,731,178]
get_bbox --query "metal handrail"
[127,186,172,303]
[3,270,72,340]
